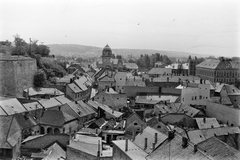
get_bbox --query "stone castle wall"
[0,56,37,97]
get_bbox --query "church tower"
[102,44,112,69]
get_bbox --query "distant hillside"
[47,44,203,58]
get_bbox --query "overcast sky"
[1,0,239,57]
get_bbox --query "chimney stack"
[152,142,155,151]
[132,131,136,141]
[155,133,158,144]
[97,140,101,157]
[203,118,206,123]
[194,144,197,153]
[168,130,174,140]
[125,139,128,152]
[182,137,188,148]
[144,138,148,150]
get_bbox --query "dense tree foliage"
[136,53,172,69]
[33,70,47,87]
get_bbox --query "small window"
[157,125,161,128]
[134,122,138,126]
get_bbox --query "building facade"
[196,58,240,84]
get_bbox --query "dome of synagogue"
[102,44,112,57]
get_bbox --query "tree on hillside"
[12,34,27,56]
[33,70,46,87]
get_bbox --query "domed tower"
[102,44,112,68]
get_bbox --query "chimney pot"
[125,139,128,152]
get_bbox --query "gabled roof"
[196,59,220,69]
[112,140,148,160]
[187,127,240,144]
[66,101,96,118]
[0,116,21,148]
[88,100,123,118]
[89,118,106,128]
[195,118,220,129]
[74,79,87,91]
[155,103,201,117]
[126,112,147,128]
[133,126,168,154]
[68,140,99,157]
[37,98,62,109]
[32,142,66,160]
[0,98,27,115]
[197,137,240,160]
[146,133,210,160]
[67,83,82,93]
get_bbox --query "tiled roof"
[197,137,240,160]
[54,95,72,104]
[155,103,200,117]
[67,83,82,93]
[32,142,66,160]
[0,98,27,115]
[14,113,38,129]
[88,100,123,118]
[38,110,65,127]
[21,134,69,149]
[90,118,106,128]
[38,98,62,109]
[133,126,168,153]
[196,59,220,69]
[195,118,220,129]
[67,101,96,118]
[0,116,21,148]
[148,68,172,75]
[68,140,99,157]
[187,127,240,144]
[146,133,210,160]
[113,140,148,160]
[126,77,146,86]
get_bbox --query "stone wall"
[0,56,37,97]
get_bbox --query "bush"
[33,70,47,87]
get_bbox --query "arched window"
[54,128,60,134]
[47,127,53,134]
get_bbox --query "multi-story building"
[196,58,240,84]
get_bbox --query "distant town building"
[196,58,240,84]
[96,44,123,70]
